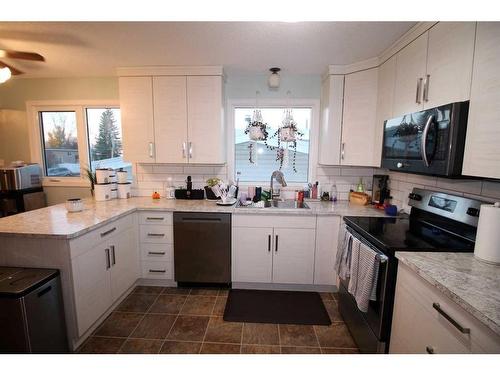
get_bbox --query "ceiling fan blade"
[0,49,45,62]
[0,61,24,75]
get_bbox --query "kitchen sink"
[236,200,310,209]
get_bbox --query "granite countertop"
[0,197,387,239]
[396,252,500,336]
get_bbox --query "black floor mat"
[223,289,331,325]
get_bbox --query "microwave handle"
[421,114,435,167]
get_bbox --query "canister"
[117,182,131,199]
[94,183,111,201]
[95,168,111,184]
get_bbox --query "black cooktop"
[344,214,475,256]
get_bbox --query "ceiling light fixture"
[0,67,11,84]
[268,67,281,89]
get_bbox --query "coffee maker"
[371,174,390,205]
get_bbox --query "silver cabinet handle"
[433,303,470,334]
[149,269,166,273]
[147,233,165,237]
[146,217,164,221]
[105,248,110,270]
[426,346,434,354]
[148,142,155,158]
[100,227,116,237]
[268,235,271,252]
[275,235,279,252]
[421,115,435,167]
[182,142,187,158]
[188,142,193,159]
[416,77,423,104]
[111,245,116,266]
[341,142,345,160]
[423,74,430,102]
[148,251,166,255]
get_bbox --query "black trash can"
[0,267,69,353]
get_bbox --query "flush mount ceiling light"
[0,67,11,84]
[268,67,281,89]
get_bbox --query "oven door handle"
[421,114,435,168]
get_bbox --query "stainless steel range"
[339,188,484,353]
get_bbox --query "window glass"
[234,107,311,182]
[86,108,132,177]
[40,111,80,177]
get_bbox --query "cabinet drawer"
[141,261,173,279]
[140,243,173,262]
[391,263,500,353]
[233,214,316,229]
[139,211,173,225]
[70,213,135,259]
[139,225,173,243]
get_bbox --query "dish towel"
[347,239,380,313]
[335,224,352,280]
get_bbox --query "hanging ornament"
[244,91,268,164]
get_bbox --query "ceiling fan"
[0,49,45,83]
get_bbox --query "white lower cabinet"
[232,214,316,285]
[390,262,500,354]
[71,215,139,336]
[313,216,341,286]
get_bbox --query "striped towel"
[335,224,352,280]
[347,239,380,313]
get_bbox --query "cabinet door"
[186,76,225,164]
[314,216,341,286]
[341,68,379,166]
[110,227,139,301]
[393,32,428,117]
[375,56,396,166]
[318,75,344,165]
[272,228,316,284]
[153,76,188,163]
[424,22,476,109]
[119,76,155,163]
[462,23,500,179]
[72,244,112,336]
[232,227,273,283]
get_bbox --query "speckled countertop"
[0,197,387,239]
[396,252,500,336]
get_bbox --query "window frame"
[226,98,319,187]
[27,100,120,187]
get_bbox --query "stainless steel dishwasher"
[173,212,231,285]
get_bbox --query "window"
[234,107,312,183]
[31,102,131,185]
[40,111,80,177]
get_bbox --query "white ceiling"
[0,22,416,78]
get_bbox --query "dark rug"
[223,289,331,325]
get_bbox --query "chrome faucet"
[270,170,287,200]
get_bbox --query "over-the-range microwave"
[381,101,469,177]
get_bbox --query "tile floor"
[77,286,359,354]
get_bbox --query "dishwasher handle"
[181,217,222,222]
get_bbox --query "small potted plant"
[205,177,222,200]
[245,116,268,141]
[83,166,96,196]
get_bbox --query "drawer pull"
[147,233,165,237]
[101,227,117,237]
[146,217,164,221]
[426,346,434,354]
[149,269,166,273]
[148,251,166,255]
[432,303,470,334]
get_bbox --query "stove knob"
[466,207,480,217]
[408,193,422,201]
[396,162,404,169]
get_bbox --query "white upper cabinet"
[375,56,396,165]
[424,22,476,109]
[341,67,379,166]
[187,76,225,164]
[153,76,188,163]
[393,32,428,117]
[119,77,155,163]
[463,23,500,179]
[318,75,344,165]
[119,67,225,164]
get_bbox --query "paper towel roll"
[474,202,500,265]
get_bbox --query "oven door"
[381,102,468,176]
[337,228,395,353]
